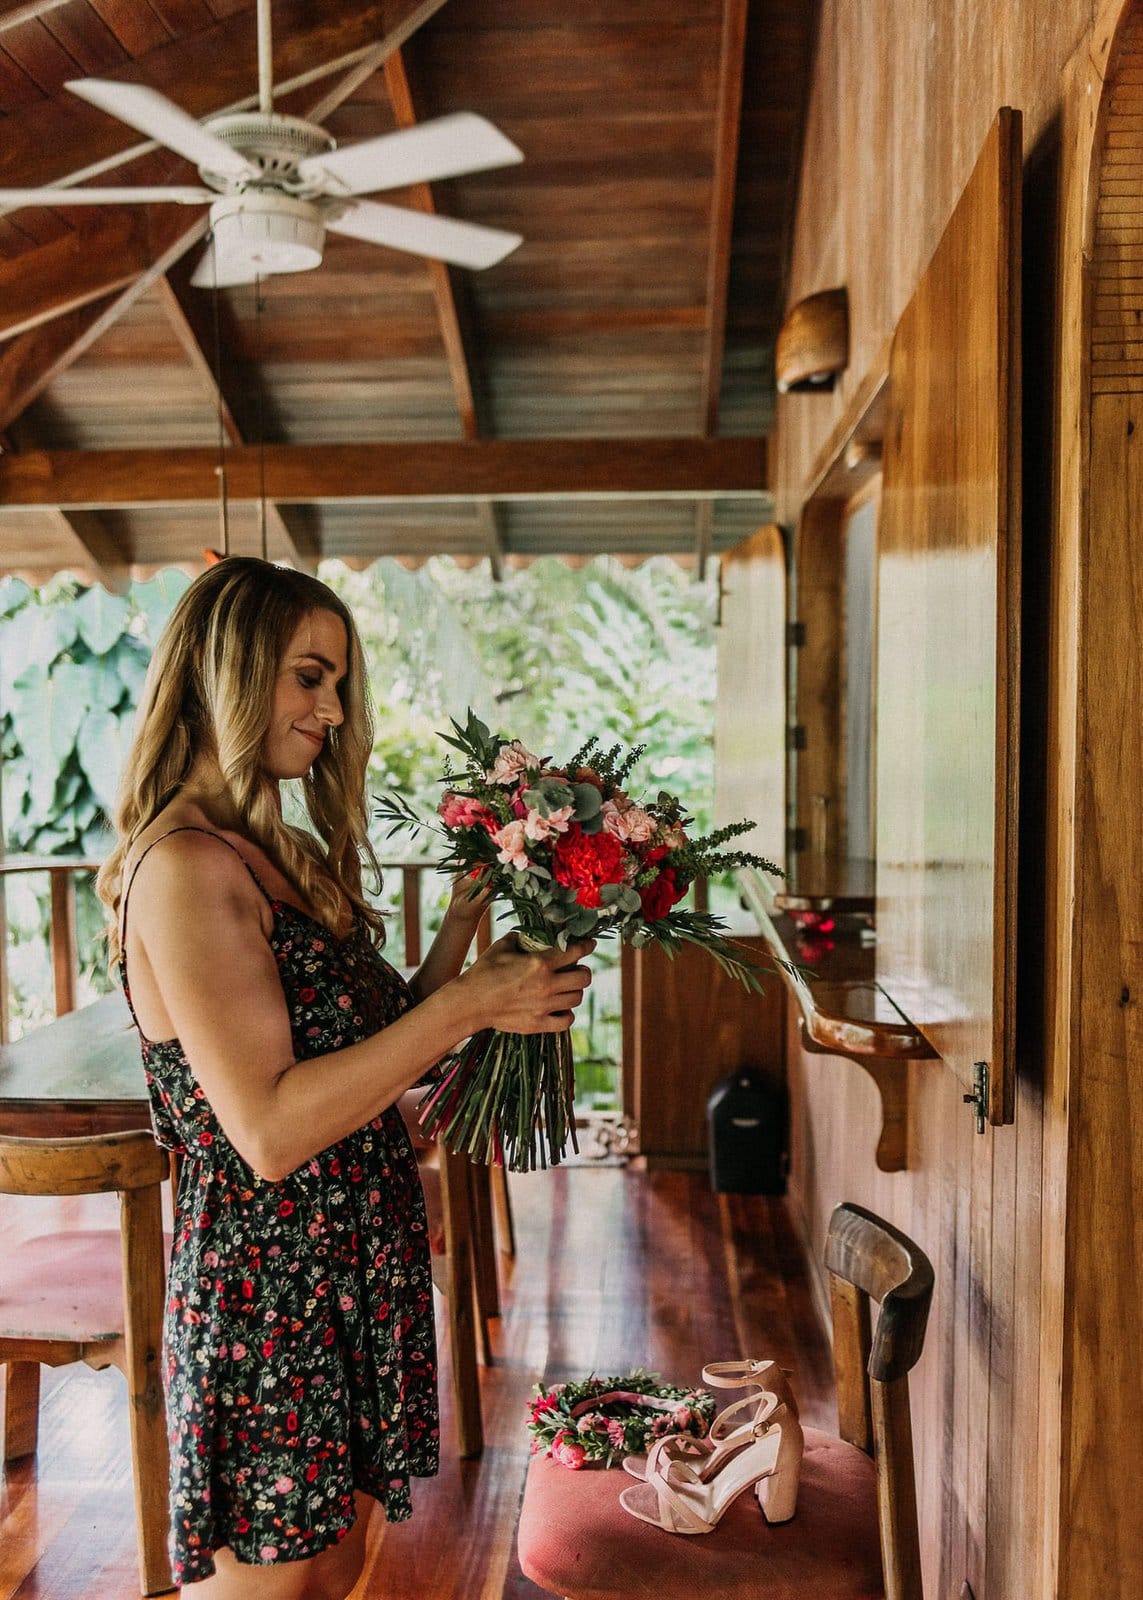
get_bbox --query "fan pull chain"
[209,227,230,560]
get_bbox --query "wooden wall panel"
[714,523,787,868]
[623,937,785,1166]
[773,0,1090,525]
[1052,6,1143,1592]
[756,4,1099,1598]
[875,109,1021,1121]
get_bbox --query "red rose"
[277,1200,294,1218]
[552,823,627,908]
[639,867,687,922]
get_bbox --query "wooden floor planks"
[0,1166,833,1599]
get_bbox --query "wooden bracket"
[798,1019,911,1172]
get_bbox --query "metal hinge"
[963,1061,989,1135]
[785,825,807,854]
[786,620,806,648]
[786,724,807,752]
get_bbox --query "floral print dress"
[119,828,439,1586]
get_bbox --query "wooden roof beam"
[0,215,208,438]
[0,210,208,345]
[694,0,750,578]
[0,0,451,195]
[153,272,318,574]
[0,438,767,508]
[0,1,70,32]
[383,47,482,441]
[306,0,452,124]
[41,508,131,595]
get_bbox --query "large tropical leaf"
[74,584,131,656]
[0,605,79,704]
[9,663,88,821]
[132,569,191,644]
[77,707,129,820]
[0,577,31,620]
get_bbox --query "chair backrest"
[824,1201,934,1600]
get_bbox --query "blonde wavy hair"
[98,557,384,960]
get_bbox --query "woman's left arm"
[407,877,490,1002]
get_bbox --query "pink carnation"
[487,740,539,785]
[601,798,656,844]
[492,818,531,869]
[439,792,497,832]
[524,804,574,841]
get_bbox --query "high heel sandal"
[622,1358,797,1483]
[618,1399,803,1534]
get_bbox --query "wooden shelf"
[739,871,936,1172]
[773,853,876,915]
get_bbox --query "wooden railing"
[0,854,446,1043]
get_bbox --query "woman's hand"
[445,868,494,927]
[455,934,595,1035]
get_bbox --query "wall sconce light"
[775,287,849,393]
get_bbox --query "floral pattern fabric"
[119,832,438,1586]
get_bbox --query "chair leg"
[120,1185,174,1595]
[491,1161,516,1258]
[469,1161,501,1320]
[3,1361,41,1462]
[439,1145,484,1459]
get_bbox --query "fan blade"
[297,113,523,197]
[325,200,521,270]
[67,79,259,182]
[189,241,261,290]
[0,186,213,209]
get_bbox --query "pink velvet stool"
[517,1426,882,1599]
[518,1202,937,1600]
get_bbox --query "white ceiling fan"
[0,0,524,287]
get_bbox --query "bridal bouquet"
[376,711,781,1172]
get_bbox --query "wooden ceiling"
[0,0,815,584]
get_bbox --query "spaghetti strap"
[120,825,273,952]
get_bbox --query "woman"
[97,558,593,1598]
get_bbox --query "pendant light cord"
[255,274,268,562]
[209,228,230,559]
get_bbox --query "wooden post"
[401,865,421,968]
[49,867,77,1017]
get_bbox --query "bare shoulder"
[124,811,267,936]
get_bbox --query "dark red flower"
[639,867,687,922]
[552,823,627,908]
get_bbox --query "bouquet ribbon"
[568,1390,682,1418]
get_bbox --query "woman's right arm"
[127,832,592,1181]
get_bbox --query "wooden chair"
[0,1129,172,1596]
[399,1090,517,1460]
[517,1200,935,1600]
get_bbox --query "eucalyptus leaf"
[74,584,130,656]
[571,783,602,821]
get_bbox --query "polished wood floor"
[0,1168,835,1599]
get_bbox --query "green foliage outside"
[1,557,721,1103]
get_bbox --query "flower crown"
[526,1370,715,1470]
